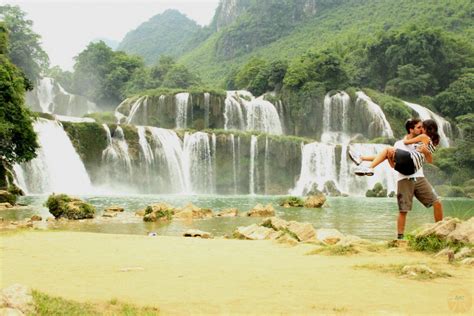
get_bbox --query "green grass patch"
[406,234,470,253]
[307,244,359,256]
[31,290,160,315]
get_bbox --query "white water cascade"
[249,135,258,195]
[290,142,339,196]
[224,90,283,135]
[126,96,148,125]
[14,119,93,194]
[321,91,351,143]
[101,125,133,189]
[355,91,394,139]
[183,132,215,194]
[204,92,210,128]
[36,77,55,113]
[403,101,452,147]
[175,92,190,129]
[230,134,238,194]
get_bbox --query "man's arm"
[418,144,433,163]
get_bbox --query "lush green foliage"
[72,41,143,107]
[0,5,49,83]
[0,22,38,164]
[433,72,474,119]
[278,196,304,207]
[45,193,95,219]
[117,9,200,65]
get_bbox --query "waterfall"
[249,135,258,195]
[355,91,394,139]
[224,91,245,130]
[183,132,214,194]
[101,125,133,189]
[137,126,154,165]
[246,96,283,135]
[204,92,210,128]
[148,127,190,193]
[290,142,339,196]
[403,101,452,147]
[14,119,92,194]
[264,136,270,195]
[175,92,190,129]
[36,77,55,113]
[276,100,286,134]
[126,96,147,125]
[321,92,351,143]
[230,134,238,194]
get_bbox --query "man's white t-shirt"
[393,139,424,181]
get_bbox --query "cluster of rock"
[415,217,474,264]
[233,216,362,246]
[278,194,326,208]
[135,202,278,222]
[0,190,16,210]
[365,182,395,198]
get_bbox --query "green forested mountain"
[117,9,201,65]
[178,0,473,85]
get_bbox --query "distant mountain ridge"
[117,9,200,65]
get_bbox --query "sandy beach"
[1,230,473,315]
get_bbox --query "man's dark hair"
[405,118,422,133]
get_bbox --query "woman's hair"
[423,119,440,146]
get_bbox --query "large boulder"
[44,194,95,220]
[261,217,316,242]
[323,181,341,197]
[0,190,16,205]
[447,217,474,243]
[304,194,326,208]
[365,182,387,198]
[143,203,174,222]
[233,224,280,240]
[245,204,275,217]
[0,284,34,314]
[416,217,461,239]
[174,203,213,219]
[216,208,239,217]
[278,196,304,208]
[316,228,345,245]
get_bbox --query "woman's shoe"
[354,166,374,176]
[348,149,362,165]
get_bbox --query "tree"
[0,5,49,83]
[162,64,200,89]
[385,64,435,97]
[0,22,38,164]
[433,72,474,119]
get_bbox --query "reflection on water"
[5,195,474,241]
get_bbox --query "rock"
[261,217,290,230]
[174,203,213,219]
[304,194,326,208]
[45,194,95,220]
[0,284,34,314]
[183,229,213,239]
[447,217,474,243]
[316,228,344,245]
[143,203,175,222]
[454,247,473,260]
[460,258,474,265]
[416,217,461,238]
[30,215,42,221]
[336,235,364,247]
[246,204,275,217]
[104,206,124,212]
[233,224,280,240]
[276,233,299,246]
[0,190,16,205]
[102,211,118,218]
[216,208,239,217]
[278,197,304,207]
[401,265,435,276]
[0,203,13,210]
[323,181,341,197]
[286,221,317,242]
[135,209,146,217]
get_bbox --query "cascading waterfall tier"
[403,101,452,147]
[13,119,93,195]
[183,132,215,194]
[355,91,394,139]
[26,77,97,116]
[224,91,283,135]
[321,91,351,143]
[291,141,397,196]
[175,92,190,129]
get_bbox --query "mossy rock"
[366,182,387,197]
[45,194,95,219]
[0,190,16,205]
[278,196,304,207]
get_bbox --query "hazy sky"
[3,0,220,70]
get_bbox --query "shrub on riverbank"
[45,194,95,220]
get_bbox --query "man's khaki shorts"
[397,177,438,212]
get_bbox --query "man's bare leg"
[397,211,408,239]
[433,200,443,222]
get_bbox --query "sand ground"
[1,230,473,315]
